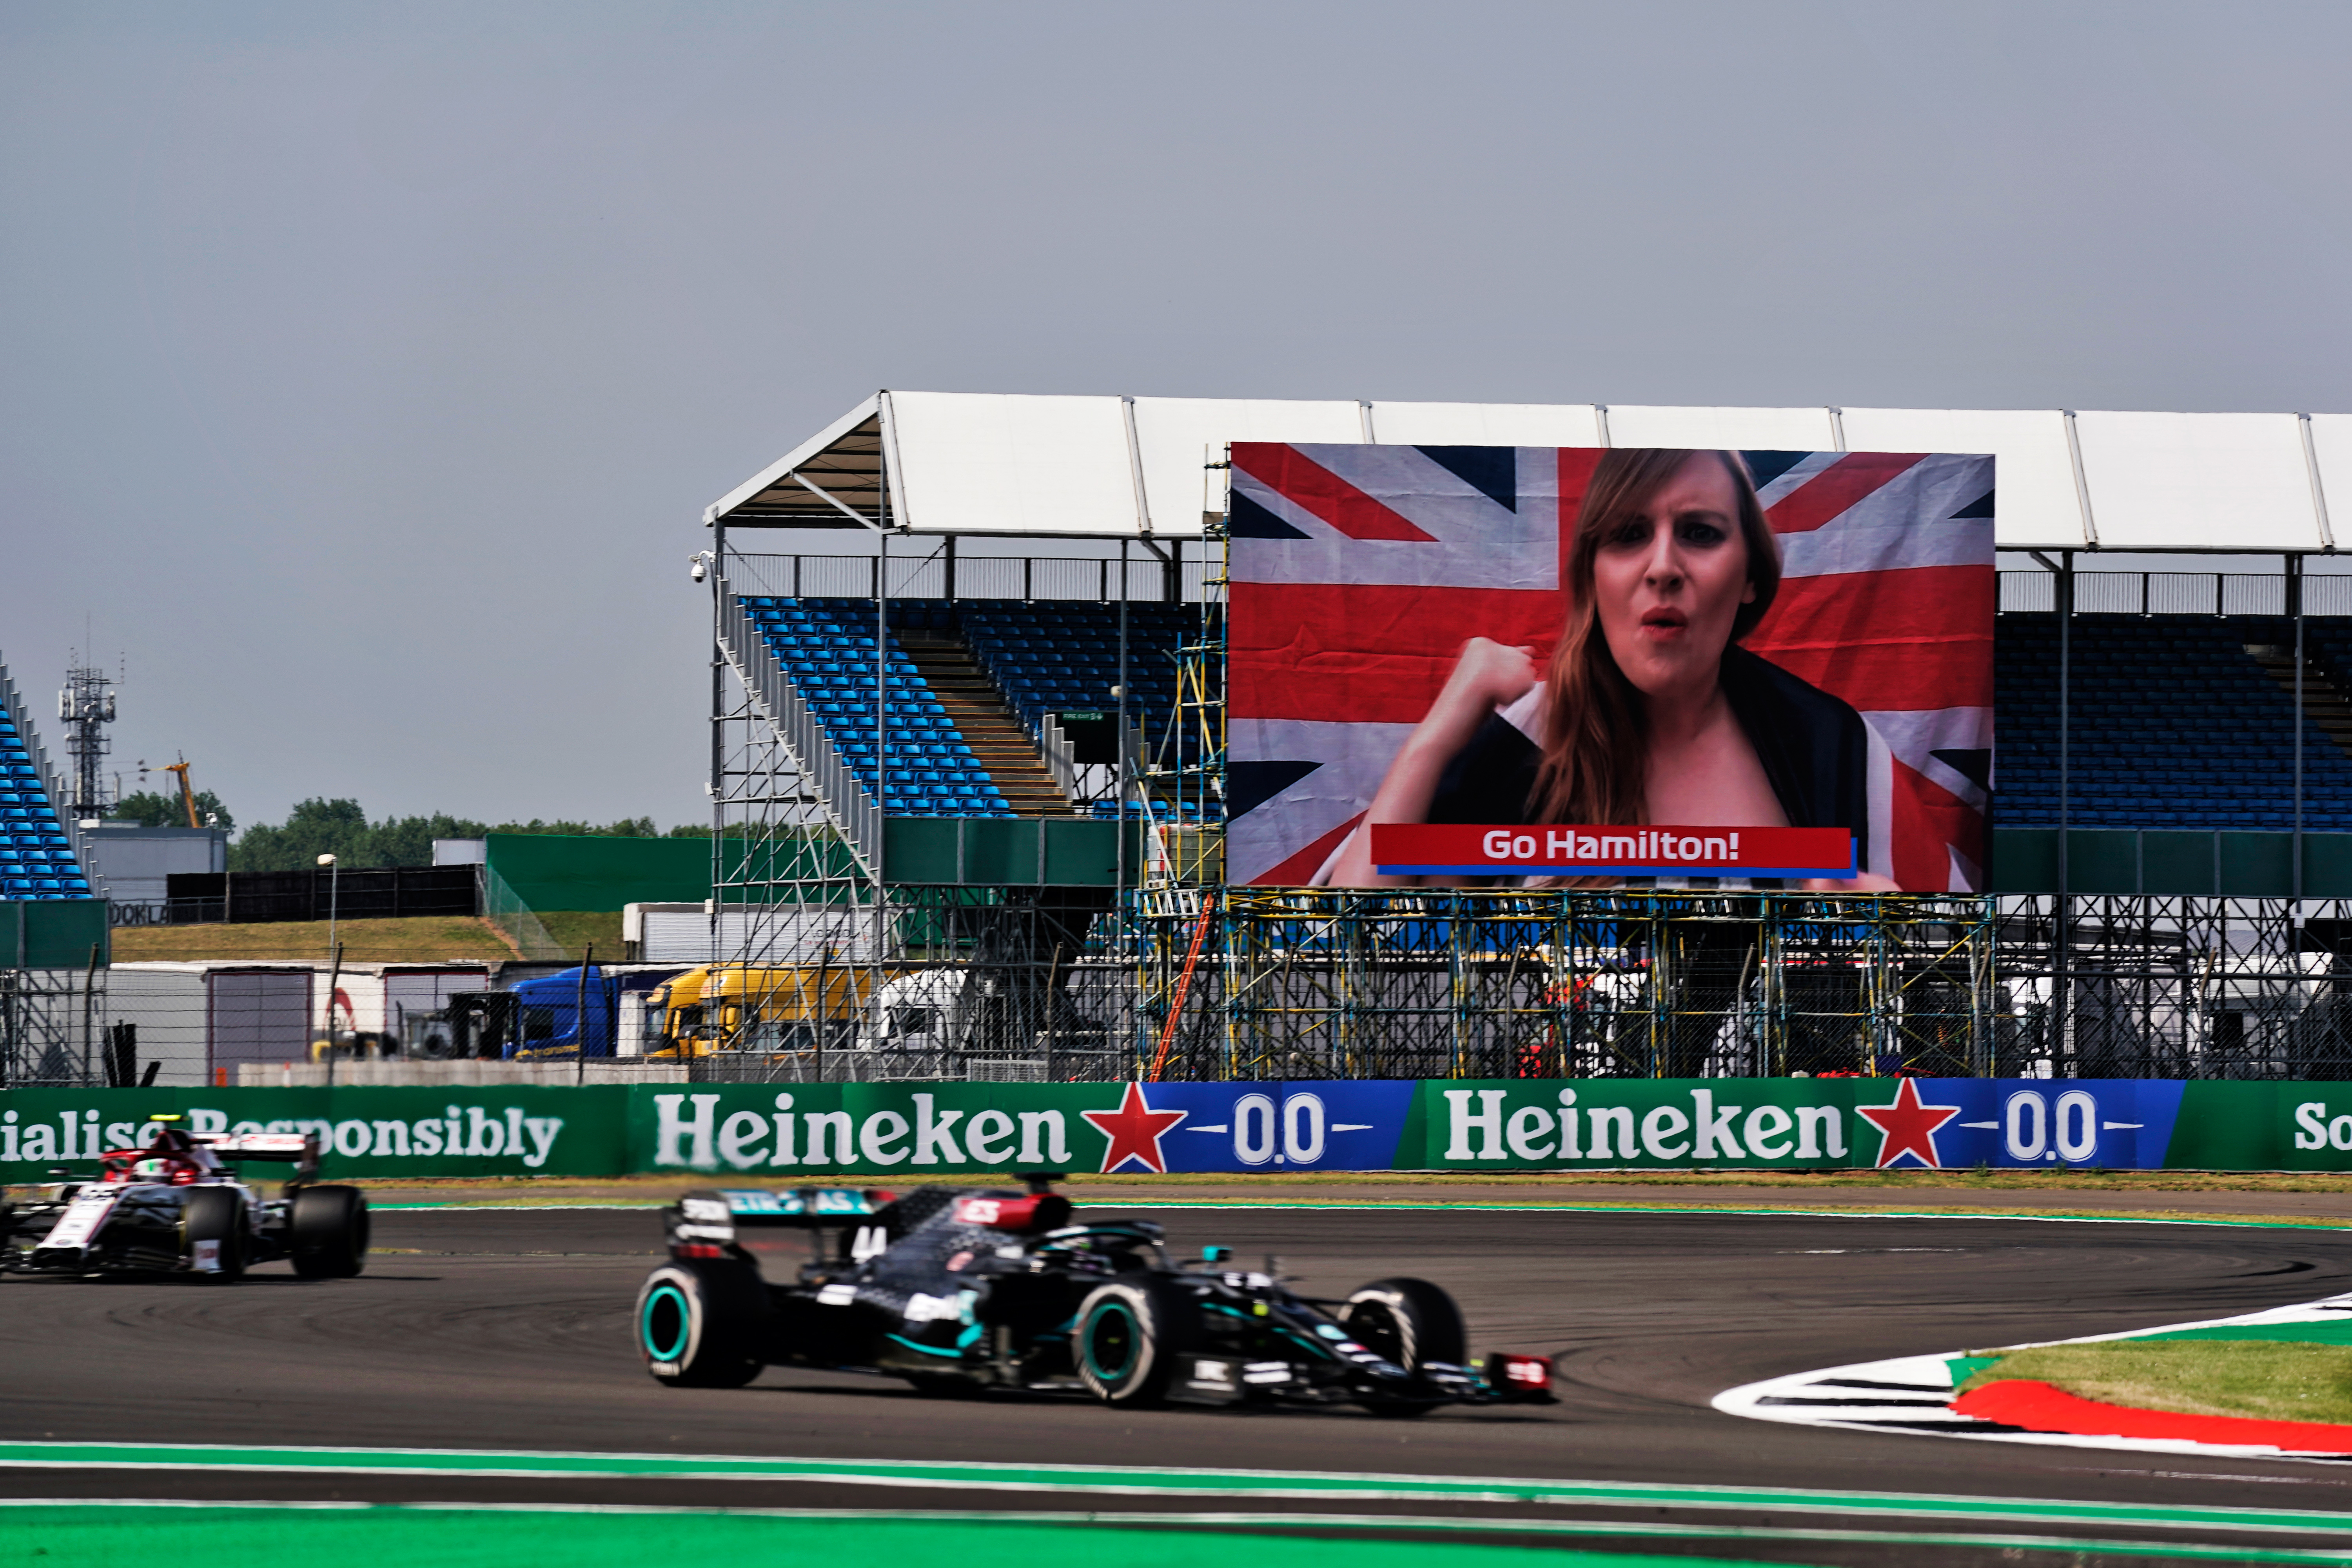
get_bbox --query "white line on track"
[1715,1291,2352,1463]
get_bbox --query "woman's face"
[1589,452,1756,702]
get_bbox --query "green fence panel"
[11,1077,2352,1181]
[0,1086,630,1183]
[2142,831,2218,896]
[483,835,711,913]
[2166,1081,2352,1172]
[6,900,111,968]
[882,819,962,883]
[1989,828,2352,897]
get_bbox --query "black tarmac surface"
[8,1201,2352,1564]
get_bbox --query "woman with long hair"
[1327,447,1885,889]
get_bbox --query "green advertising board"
[7,1078,2352,1183]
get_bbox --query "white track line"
[1714,1291,2352,1463]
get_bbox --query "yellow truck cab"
[644,965,870,1057]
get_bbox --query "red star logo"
[1079,1083,1188,1174]
[1856,1077,1963,1170]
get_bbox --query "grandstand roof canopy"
[706,391,2352,552]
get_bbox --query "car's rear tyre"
[1344,1276,1466,1417]
[1073,1275,1203,1407]
[289,1185,370,1278]
[637,1260,766,1388]
[181,1187,247,1282]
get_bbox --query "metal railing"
[718,580,881,875]
[724,552,1216,604]
[479,861,566,962]
[1999,571,2352,617]
[1038,713,1081,803]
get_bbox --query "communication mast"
[57,657,117,820]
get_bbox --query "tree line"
[110,793,708,872]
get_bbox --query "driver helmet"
[132,1157,171,1179]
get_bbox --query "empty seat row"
[739,596,1013,818]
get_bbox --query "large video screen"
[1225,444,1994,892]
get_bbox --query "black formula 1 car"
[0,1119,369,1281]
[634,1175,1554,1412]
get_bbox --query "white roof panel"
[2071,410,2321,553]
[1366,401,1607,448]
[706,391,2352,552]
[1130,397,1363,537]
[1603,405,1842,451]
[1839,407,2081,549]
[887,391,1138,535]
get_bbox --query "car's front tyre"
[289,1185,370,1278]
[1344,1276,1466,1417]
[637,1260,766,1388]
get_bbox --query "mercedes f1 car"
[634,1176,1554,1412]
[0,1118,369,1281]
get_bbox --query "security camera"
[690,554,708,583]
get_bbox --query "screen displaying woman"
[1327,448,1888,889]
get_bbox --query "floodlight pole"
[710,521,727,971]
[2292,553,2305,913]
[1116,537,1129,916]
[318,854,340,970]
[874,508,890,1050]
[2055,552,2071,1072]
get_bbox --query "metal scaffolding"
[1,964,104,1087]
[1135,889,1994,1083]
[695,524,2352,1084]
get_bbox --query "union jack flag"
[1225,443,1995,891]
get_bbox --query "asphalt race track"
[10,1201,2352,1565]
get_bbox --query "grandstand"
[735,591,1205,823]
[675,392,2352,1083]
[0,653,92,902]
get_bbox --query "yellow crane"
[161,755,200,829]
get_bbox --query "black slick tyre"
[637,1260,767,1388]
[289,1185,370,1278]
[1343,1276,1467,1416]
[1072,1275,1203,1407]
[180,1187,247,1282]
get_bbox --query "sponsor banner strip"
[9,1078,2352,1181]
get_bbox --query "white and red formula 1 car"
[1,1116,368,1281]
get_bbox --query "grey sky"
[5,2,2349,830]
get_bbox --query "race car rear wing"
[193,1131,319,1181]
[688,1187,889,1227]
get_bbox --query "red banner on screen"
[1370,824,1856,878]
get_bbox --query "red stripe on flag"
[1890,757,1983,893]
[1230,443,1436,542]
[1766,452,1927,534]
[1252,811,1364,887]
[1230,583,1564,724]
[1745,566,1994,711]
[1557,447,1604,586]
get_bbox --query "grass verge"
[534,910,625,961]
[111,916,519,964]
[1960,1339,2352,1425]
